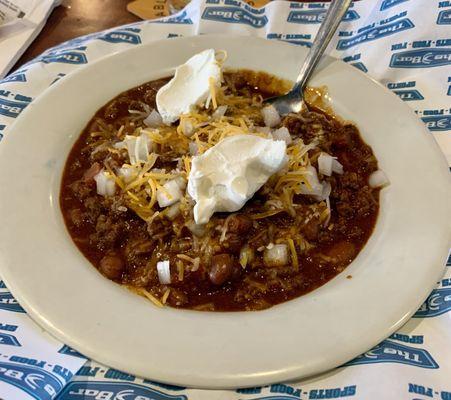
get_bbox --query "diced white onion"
[369,170,389,188]
[94,170,116,197]
[318,153,343,176]
[321,181,332,199]
[129,103,150,117]
[113,141,126,149]
[157,260,171,284]
[156,178,184,208]
[117,165,136,183]
[165,202,181,221]
[318,152,333,176]
[143,109,163,128]
[124,136,139,164]
[263,244,288,267]
[320,182,332,225]
[299,165,323,198]
[255,126,272,136]
[300,140,318,156]
[192,257,200,272]
[128,109,147,117]
[271,126,292,144]
[174,176,187,190]
[122,132,153,165]
[186,221,206,237]
[212,105,228,120]
[180,118,194,137]
[189,141,198,156]
[239,246,254,268]
[91,142,109,156]
[261,105,281,128]
[332,158,343,174]
[325,196,331,226]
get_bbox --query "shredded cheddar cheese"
[239,251,248,268]
[209,77,218,110]
[176,254,196,263]
[177,260,185,281]
[287,238,299,270]
[139,288,163,307]
[96,65,321,227]
[161,288,171,304]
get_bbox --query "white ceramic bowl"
[0,35,450,389]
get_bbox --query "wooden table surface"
[13,0,330,71]
[14,0,140,69]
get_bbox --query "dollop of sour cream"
[156,49,221,125]
[187,135,287,224]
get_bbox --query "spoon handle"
[294,0,352,94]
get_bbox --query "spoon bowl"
[265,0,352,115]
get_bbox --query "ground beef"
[60,70,380,311]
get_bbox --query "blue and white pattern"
[0,0,450,399]
[0,283,86,400]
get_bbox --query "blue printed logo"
[2,73,27,83]
[104,368,135,381]
[39,50,88,65]
[281,39,312,48]
[414,288,451,317]
[152,10,193,24]
[0,97,30,119]
[380,0,408,11]
[0,281,6,288]
[44,32,104,54]
[224,0,265,13]
[202,7,268,27]
[40,45,87,57]
[287,9,359,24]
[337,18,414,50]
[0,361,63,400]
[58,345,85,359]
[392,89,424,101]
[0,293,25,313]
[350,61,368,72]
[437,9,451,25]
[267,33,312,48]
[13,93,32,102]
[246,397,297,400]
[0,333,21,347]
[59,381,187,399]
[99,30,142,45]
[421,115,451,131]
[51,73,66,85]
[0,323,18,332]
[143,380,186,391]
[236,387,262,394]
[390,48,451,68]
[344,340,439,369]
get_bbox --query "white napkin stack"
[0,0,61,79]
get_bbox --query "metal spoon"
[265,0,352,115]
